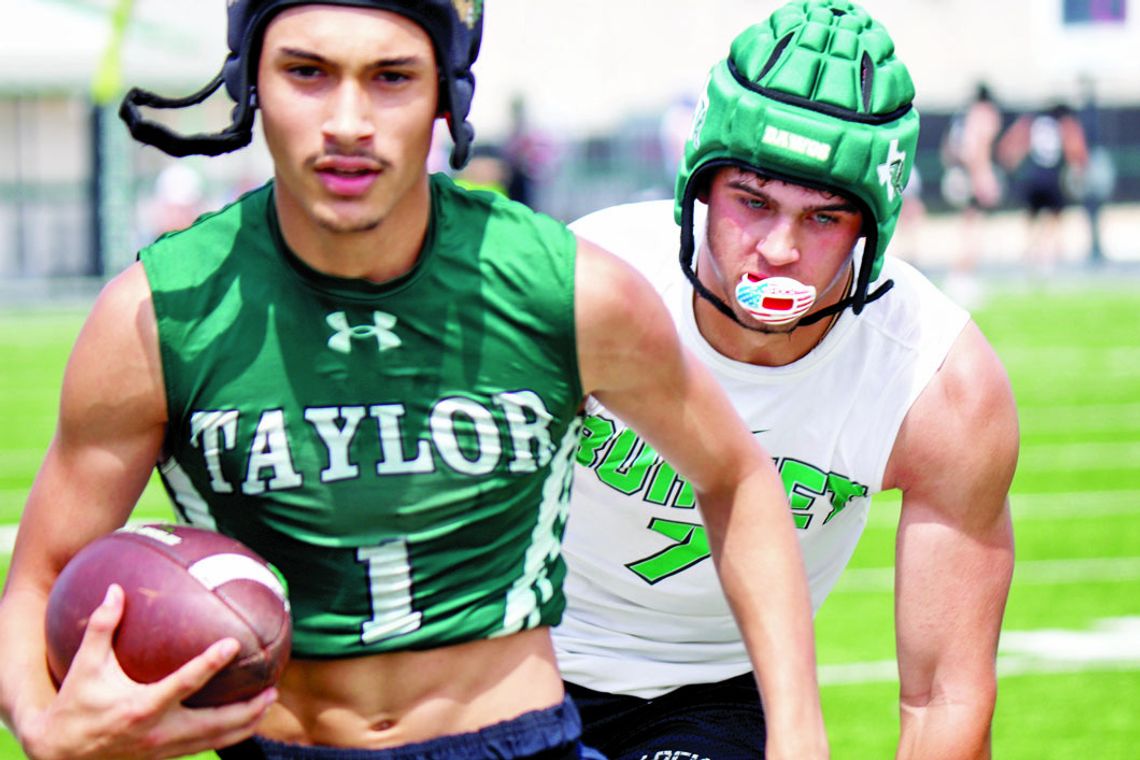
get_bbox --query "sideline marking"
[820,617,1140,686]
[0,524,18,554]
[867,489,1140,526]
[834,556,1140,592]
[0,521,149,555]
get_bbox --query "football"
[45,523,291,707]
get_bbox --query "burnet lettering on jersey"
[578,413,869,583]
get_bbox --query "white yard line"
[1020,402,1140,435]
[820,617,1140,686]
[820,654,1140,686]
[1007,490,1140,520]
[0,521,155,554]
[867,489,1140,526]
[0,524,17,554]
[834,556,1140,593]
[1017,441,1140,472]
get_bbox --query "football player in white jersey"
[555,2,1018,758]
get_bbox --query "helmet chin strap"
[119,68,257,157]
[796,277,893,326]
[794,252,894,327]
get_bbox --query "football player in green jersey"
[0,2,826,759]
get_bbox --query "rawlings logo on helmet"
[760,126,832,162]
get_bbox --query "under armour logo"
[326,311,401,354]
[877,138,907,203]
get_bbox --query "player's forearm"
[0,586,57,744]
[894,587,1004,760]
[892,495,1012,760]
[898,694,995,760]
[701,466,827,757]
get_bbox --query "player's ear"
[696,172,713,205]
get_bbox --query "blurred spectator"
[503,95,560,208]
[659,94,698,190]
[140,163,207,243]
[892,165,926,263]
[454,144,512,197]
[1074,75,1117,265]
[427,120,454,176]
[997,101,1090,276]
[939,82,1003,307]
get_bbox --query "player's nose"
[323,81,375,146]
[756,217,800,267]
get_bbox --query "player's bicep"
[12,263,167,586]
[59,263,166,436]
[574,237,680,398]
[887,321,1018,527]
[575,239,761,494]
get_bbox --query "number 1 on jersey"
[358,539,424,643]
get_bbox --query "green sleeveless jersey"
[140,174,583,657]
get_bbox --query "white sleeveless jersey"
[557,200,969,697]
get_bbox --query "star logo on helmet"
[452,0,482,29]
[877,139,907,203]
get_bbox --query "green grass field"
[1,277,1138,758]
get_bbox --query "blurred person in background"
[141,162,208,240]
[997,101,1089,277]
[659,93,699,193]
[0,1,827,759]
[939,82,1004,307]
[503,94,560,208]
[892,164,926,263]
[1073,75,1118,266]
[454,144,512,197]
[555,2,1018,759]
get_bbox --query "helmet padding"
[675,0,918,323]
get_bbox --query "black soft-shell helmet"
[120,0,483,169]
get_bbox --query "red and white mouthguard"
[734,273,817,326]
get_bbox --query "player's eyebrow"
[273,46,427,69]
[809,200,859,213]
[727,178,858,214]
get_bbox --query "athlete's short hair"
[120,1,483,169]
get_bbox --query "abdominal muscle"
[255,627,565,748]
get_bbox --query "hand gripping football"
[45,523,291,707]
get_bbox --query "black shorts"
[567,673,765,760]
[1024,165,1066,215]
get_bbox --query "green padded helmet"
[675,0,919,324]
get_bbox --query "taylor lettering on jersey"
[188,390,559,493]
[577,413,868,583]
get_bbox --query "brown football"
[45,523,291,707]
